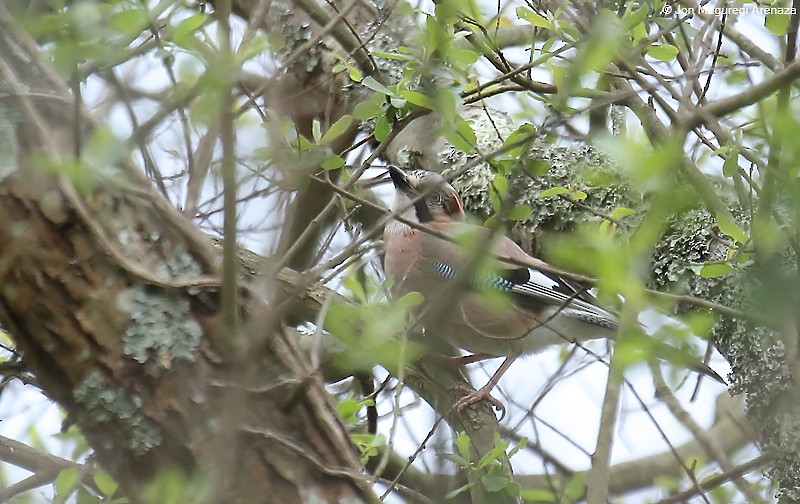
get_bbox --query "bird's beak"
[388,165,416,196]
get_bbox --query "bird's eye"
[428,192,444,205]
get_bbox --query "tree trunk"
[0,28,373,504]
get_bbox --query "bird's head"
[388,166,465,223]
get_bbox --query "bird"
[382,165,725,413]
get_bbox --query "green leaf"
[709,483,735,503]
[542,35,557,54]
[481,472,509,493]
[516,7,552,28]
[441,452,470,467]
[492,173,509,194]
[311,119,322,144]
[350,432,383,463]
[53,424,91,460]
[709,145,730,156]
[449,49,480,66]
[173,14,207,45]
[736,251,753,264]
[94,470,119,497]
[502,123,537,157]
[615,333,653,366]
[353,95,384,120]
[654,474,680,492]
[508,204,533,220]
[83,126,126,171]
[494,158,516,175]
[237,33,269,63]
[435,88,459,121]
[557,17,580,40]
[445,483,473,499]
[680,310,717,338]
[610,206,635,220]
[400,90,435,109]
[326,300,421,373]
[538,186,569,198]
[291,133,314,151]
[507,436,528,458]
[372,51,414,61]
[320,115,353,144]
[715,212,748,243]
[568,10,622,77]
[321,154,345,170]
[766,13,790,35]
[395,291,424,309]
[725,68,749,85]
[623,6,650,30]
[455,432,472,462]
[348,65,363,82]
[54,467,79,498]
[520,488,557,501]
[698,262,735,278]
[563,472,586,501]
[389,96,407,109]
[646,43,679,61]
[524,158,551,176]
[570,189,588,200]
[484,214,500,228]
[343,270,367,302]
[507,481,523,497]
[488,184,502,212]
[76,485,102,504]
[722,147,739,177]
[109,8,147,37]
[374,115,391,141]
[362,76,393,96]
[369,433,386,447]
[442,118,477,153]
[337,398,362,423]
[478,440,509,469]
[631,20,648,44]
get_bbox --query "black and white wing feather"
[431,261,617,330]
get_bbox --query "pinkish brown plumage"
[382,166,724,412]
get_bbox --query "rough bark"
[0,27,373,504]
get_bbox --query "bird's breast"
[384,227,431,295]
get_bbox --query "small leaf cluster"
[326,275,422,375]
[337,396,386,464]
[54,467,123,504]
[443,432,527,499]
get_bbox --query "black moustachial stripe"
[414,201,434,223]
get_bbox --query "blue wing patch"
[430,261,618,330]
[432,261,457,279]
[432,261,515,292]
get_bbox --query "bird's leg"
[450,353,497,366]
[453,355,518,416]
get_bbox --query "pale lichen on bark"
[120,287,203,366]
[73,370,163,455]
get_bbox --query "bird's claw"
[453,386,506,419]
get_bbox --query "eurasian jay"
[382,165,724,412]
